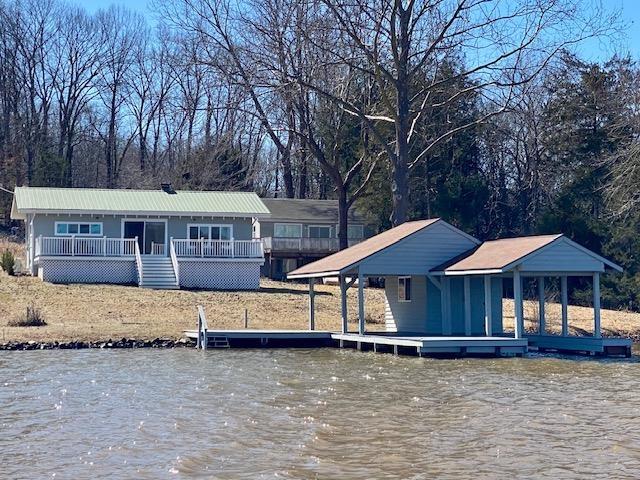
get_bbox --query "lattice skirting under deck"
[178,260,260,290]
[37,259,137,285]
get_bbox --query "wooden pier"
[526,334,632,357]
[332,333,528,356]
[187,307,631,357]
[184,328,334,348]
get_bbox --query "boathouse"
[10,186,269,290]
[287,219,631,356]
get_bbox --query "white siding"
[520,238,603,272]
[360,221,477,275]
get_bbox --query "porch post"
[538,276,545,334]
[513,270,523,339]
[358,272,365,336]
[561,276,568,336]
[484,275,493,336]
[464,276,471,336]
[593,272,601,338]
[441,277,452,335]
[340,275,348,334]
[308,278,315,331]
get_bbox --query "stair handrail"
[134,237,143,285]
[169,237,180,286]
[197,305,208,350]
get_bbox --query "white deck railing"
[262,237,362,253]
[134,239,142,285]
[169,237,180,285]
[150,242,165,256]
[171,239,263,259]
[36,236,137,257]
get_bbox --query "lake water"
[1,349,639,479]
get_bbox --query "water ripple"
[1,349,639,479]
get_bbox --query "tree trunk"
[337,186,349,250]
[390,2,411,226]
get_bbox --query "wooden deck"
[184,329,334,348]
[332,333,528,356]
[526,334,632,357]
[185,316,631,357]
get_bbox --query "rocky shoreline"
[0,337,195,350]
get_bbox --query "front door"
[123,221,166,255]
[144,222,166,255]
[124,221,144,253]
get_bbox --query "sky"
[77,0,640,60]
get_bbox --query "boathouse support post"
[484,275,493,336]
[561,276,568,336]
[538,276,546,334]
[441,277,452,335]
[340,275,348,334]
[513,271,523,339]
[593,272,601,338]
[464,276,471,336]
[308,278,315,331]
[358,272,365,336]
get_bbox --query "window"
[398,276,412,302]
[274,223,302,238]
[308,225,332,238]
[188,224,232,240]
[336,224,365,239]
[55,222,102,236]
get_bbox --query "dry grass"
[0,273,387,343]
[507,299,640,338]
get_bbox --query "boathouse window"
[55,222,102,236]
[398,276,412,302]
[274,223,302,238]
[188,224,232,241]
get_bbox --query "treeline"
[0,0,638,309]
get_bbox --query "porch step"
[139,256,178,290]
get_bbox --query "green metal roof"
[11,187,270,219]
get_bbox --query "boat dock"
[187,307,631,357]
[183,329,334,348]
[185,328,631,358]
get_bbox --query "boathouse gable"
[358,220,480,276]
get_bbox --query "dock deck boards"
[526,334,632,356]
[332,333,528,355]
[184,329,631,357]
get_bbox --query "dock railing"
[197,305,208,350]
[36,236,137,257]
[171,239,263,259]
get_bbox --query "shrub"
[8,305,47,327]
[1,250,15,276]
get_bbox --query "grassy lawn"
[0,274,388,342]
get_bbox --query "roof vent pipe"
[161,183,176,194]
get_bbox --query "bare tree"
[290,0,614,225]
[95,6,143,187]
[53,6,104,185]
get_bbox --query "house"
[255,198,369,279]
[10,185,269,290]
[287,219,631,356]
